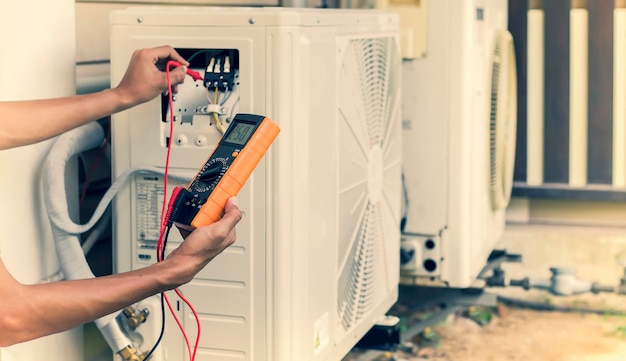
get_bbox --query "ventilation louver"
[488,30,518,210]
[337,36,401,332]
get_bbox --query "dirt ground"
[344,292,626,361]
[408,307,626,361]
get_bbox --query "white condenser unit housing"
[110,7,401,361]
[400,0,517,288]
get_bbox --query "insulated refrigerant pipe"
[42,122,133,354]
[42,121,190,355]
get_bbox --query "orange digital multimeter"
[171,113,280,229]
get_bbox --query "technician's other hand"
[114,45,189,107]
[166,197,242,286]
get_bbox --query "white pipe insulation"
[43,122,132,353]
[43,121,190,355]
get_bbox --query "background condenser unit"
[110,7,402,361]
[400,0,517,288]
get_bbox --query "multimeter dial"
[194,157,229,193]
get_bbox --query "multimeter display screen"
[225,122,256,145]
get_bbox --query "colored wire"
[157,62,176,242]
[219,88,233,106]
[143,62,189,360]
[204,87,213,104]
[156,185,193,358]
[187,49,214,65]
[163,61,192,358]
[213,113,225,134]
[174,288,201,360]
[164,293,193,357]
[229,96,240,122]
[149,223,193,360]
[143,272,166,360]
[212,87,225,134]
[203,86,225,133]
[151,60,202,361]
[158,223,193,359]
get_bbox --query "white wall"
[0,0,83,359]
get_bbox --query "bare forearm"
[0,258,189,346]
[0,47,189,150]
[0,88,133,150]
[0,197,240,347]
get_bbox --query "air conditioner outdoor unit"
[110,7,402,361]
[400,0,517,288]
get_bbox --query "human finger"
[196,198,242,239]
[152,45,189,67]
[212,197,242,233]
[169,66,187,85]
[175,197,241,240]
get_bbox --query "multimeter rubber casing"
[171,113,280,229]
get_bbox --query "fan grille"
[337,36,400,332]
[338,203,381,329]
[488,30,518,211]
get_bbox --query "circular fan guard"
[336,36,401,333]
[488,30,518,211]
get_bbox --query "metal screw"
[172,95,177,101]
[137,17,143,23]
[248,17,255,24]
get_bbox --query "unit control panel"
[161,48,241,150]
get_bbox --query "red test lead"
[167,60,203,81]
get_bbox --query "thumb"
[220,197,242,228]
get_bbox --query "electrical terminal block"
[224,55,231,73]
[204,52,236,91]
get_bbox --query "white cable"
[81,208,111,255]
[45,140,189,235]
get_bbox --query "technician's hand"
[113,45,189,107]
[166,197,242,286]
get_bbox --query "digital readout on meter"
[224,122,256,145]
